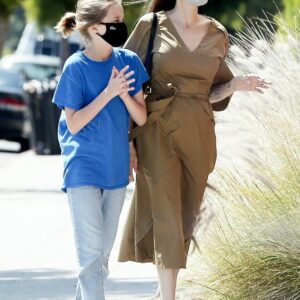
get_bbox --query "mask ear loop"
[95,23,107,37]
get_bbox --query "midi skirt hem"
[118,255,188,269]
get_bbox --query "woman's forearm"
[209,75,271,102]
[209,78,236,103]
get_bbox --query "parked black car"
[0,68,31,151]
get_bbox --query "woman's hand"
[210,74,271,103]
[106,65,135,99]
[233,75,271,94]
[129,141,138,182]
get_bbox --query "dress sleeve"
[210,28,234,112]
[124,13,154,63]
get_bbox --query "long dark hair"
[148,0,175,12]
[148,0,201,13]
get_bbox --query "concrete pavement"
[0,148,158,300]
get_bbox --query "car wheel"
[18,138,31,152]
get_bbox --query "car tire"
[18,138,31,152]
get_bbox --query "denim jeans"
[67,186,126,300]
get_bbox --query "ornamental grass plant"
[178,17,300,300]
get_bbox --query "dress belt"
[130,84,210,140]
[145,83,209,100]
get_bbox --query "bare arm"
[65,89,113,135]
[209,75,271,103]
[129,118,139,181]
[209,79,235,103]
[121,90,147,126]
[65,65,135,135]
[125,91,147,181]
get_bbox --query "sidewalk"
[0,150,157,300]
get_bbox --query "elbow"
[65,112,80,135]
[67,122,79,135]
[135,118,147,127]
[136,111,147,126]
[68,127,79,135]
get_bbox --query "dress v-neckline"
[163,11,213,53]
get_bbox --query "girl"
[118,0,270,299]
[53,0,149,299]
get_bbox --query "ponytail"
[55,12,77,38]
[54,0,119,42]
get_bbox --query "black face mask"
[96,22,128,47]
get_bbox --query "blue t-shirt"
[52,48,149,192]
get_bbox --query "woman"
[53,0,149,299]
[119,0,270,299]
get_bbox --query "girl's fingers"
[120,86,135,94]
[119,65,130,76]
[119,78,135,90]
[110,67,118,80]
[117,68,134,83]
[125,70,135,79]
[118,74,130,83]
[121,87,135,93]
[127,78,136,85]
[129,171,134,182]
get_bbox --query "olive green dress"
[118,11,234,268]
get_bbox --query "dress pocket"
[200,100,215,124]
[130,95,176,141]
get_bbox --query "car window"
[34,39,81,57]
[10,63,58,81]
[0,70,23,88]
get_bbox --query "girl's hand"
[233,75,271,94]
[116,66,136,100]
[106,65,135,99]
[129,141,138,182]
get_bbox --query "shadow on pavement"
[0,189,61,194]
[0,269,76,300]
[106,278,157,298]
[0,269,156,300]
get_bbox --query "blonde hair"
[55,0,121,40]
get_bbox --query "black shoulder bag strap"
[143,12,158,93]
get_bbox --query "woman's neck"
[169,1,200,27]
[84,41,113,62]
